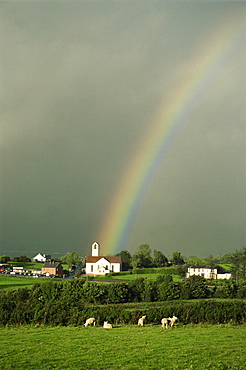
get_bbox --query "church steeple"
[92,242,100,256]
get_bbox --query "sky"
[1,1,245,260]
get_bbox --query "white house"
[32,253,51,262]
[85,242,121,276]
[187,265,231,280]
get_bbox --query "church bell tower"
[92,242,100,256]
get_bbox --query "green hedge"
[0,293,245,326]
[0,276,245,326]
[131,267,177,275]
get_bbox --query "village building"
[85,242,121,276]
[41,261,64,277]
[187,265,231,280]
[32,253,51,262]
[0,263,11,272]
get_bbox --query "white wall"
[187,267,231,280]
[217,273,231,280]
[86,258,121,275]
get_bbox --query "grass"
[0,275,57,290]
[0,324,245,369]
[218,264,232,272]
[108,273,181,282]
[8,262,69,270]
[10,262,45,270]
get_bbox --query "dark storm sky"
[1,1,245,259]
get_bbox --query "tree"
[156,273,173,285]
[204,254,220,264]
[132,244,152,268]
[0,255,10,263]
[181,275,209,299]
[228,246,246,281]
[117,250,132,271]
[214,280,238,299]
[62,252,81,270]
[187,256,206,266]
[152,250,168,267]
[176,264,188,278]
[171,251,185,265]
[12,255,31,262]
[158,281,180,301]
[128,277,145,302]
[107,283,129,304]
[141,280,157,302]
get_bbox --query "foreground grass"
[0,325,245,369]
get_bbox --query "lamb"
[84,317,96,327]
[103,321,112,329]
[161,317,171,329]
[138,315,146,327]
[169,315,178,327]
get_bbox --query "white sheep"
[161,317,171,329]
[138,315,146,327]
[84,317,96,327]
[103,321,112,329]
[169,315,178,327]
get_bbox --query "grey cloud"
[0,1,245,258]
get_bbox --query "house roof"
[34,253,44,257]
[33,253,51,258]
[42,262,61,268]
[86,256,121,264]
[189,265,215,269]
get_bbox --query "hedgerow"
[0,277,245,326]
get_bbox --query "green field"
[0,273,180,291]
[0,325,245,369]
[112,273,181,282]
[9,262,46,270]
[0,275,57,290]
[7,262,69,270]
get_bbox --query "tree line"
[116,245,185,270]
[1,245,245,281]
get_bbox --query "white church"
[85,242,121,276]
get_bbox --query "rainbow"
[97,10,245,255]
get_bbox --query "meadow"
[112,273,181,282]
[0,273,179,291]
[8,262,69,271]
[0,324,245,369]
[0,275,54,290]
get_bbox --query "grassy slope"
[8,262,69,270]
[0,273,181,291]
[112,273,181,282]
[0,275,56,290]
[0,325,245,369]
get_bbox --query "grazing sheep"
[138,315,146,327]
[103,321,112,329]
[84,317,96,327]
[169,315,178,327]
[161,317,172,329]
